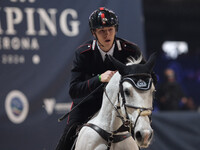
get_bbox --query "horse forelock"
[126,55,142,66]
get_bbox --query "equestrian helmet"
[89,7,119,32]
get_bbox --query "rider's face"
[94,26,116,52]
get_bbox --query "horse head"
[108,52,157,148]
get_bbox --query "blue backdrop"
[0,0,146,149]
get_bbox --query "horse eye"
[124,89,130,96]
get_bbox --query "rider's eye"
[109,28,113,32]
[124,89,130,96]
[99,30,105,34]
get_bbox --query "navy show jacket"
[68,37,144,121]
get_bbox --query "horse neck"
[90,72,123,132]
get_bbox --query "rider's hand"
[100,70,116,83]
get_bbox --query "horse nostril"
[148,132,153,141]
[135,131,142,142]
[135,130,153,143]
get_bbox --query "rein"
[58,83,104,122]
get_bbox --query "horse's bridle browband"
[85,73,154,150]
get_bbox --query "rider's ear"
[92,30,96,38]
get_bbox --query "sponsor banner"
[0,0,145,149]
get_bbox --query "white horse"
[75,53,156,150]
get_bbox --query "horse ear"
[145,52,157,72]
[108,55,126,75]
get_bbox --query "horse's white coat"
[75,58,154,150]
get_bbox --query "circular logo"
[5,90,29,124]
[137,79,147,88]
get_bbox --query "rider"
[55,7,145,150]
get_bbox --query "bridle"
[104,73,154,139]
[85,73,155,150]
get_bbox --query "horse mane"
[126,54,142,66]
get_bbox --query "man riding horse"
[55,7,155,150]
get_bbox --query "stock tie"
[104,54,110,69]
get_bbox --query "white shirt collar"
[97,42,115,61]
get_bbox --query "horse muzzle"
[131,109,153,148]
[135,129,153,148]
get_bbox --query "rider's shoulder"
[76,40,94,54]
[116,37,140,52]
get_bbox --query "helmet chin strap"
[98,41,104,47]
[93,32,105,47]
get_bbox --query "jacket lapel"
[93,44,106,72]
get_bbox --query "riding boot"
[55,122,80,150]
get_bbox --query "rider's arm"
[69,46,102,100]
